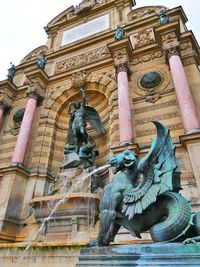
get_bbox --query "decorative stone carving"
[64,0,109,20]
[55,46,110,74]
[161,31,177,45]
[131,51,163,66]
[20,45,48,63]
[180,41,193,51]
[145,92,161,103]
[115,62,129,74]
[130,29,155,49]
[71,71,89,87]
[127,6,167,21]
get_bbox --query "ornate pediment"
[46,0,112,32]
[20,45,48,64]
[127,6,167,21]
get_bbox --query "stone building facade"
[0,0,200,266]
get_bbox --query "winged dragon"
[97,121,200,246]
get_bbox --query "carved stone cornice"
[163,43,180,63]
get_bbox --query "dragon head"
[108,150,138,173]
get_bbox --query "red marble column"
[11,93,39,164]
[116,62,134,144]
[166,47,200,134]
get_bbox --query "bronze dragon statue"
[97,121,200,246]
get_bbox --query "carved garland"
[55,46,110,74]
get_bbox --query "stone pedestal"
[31,193,100,243]
[0,165,29,241]
[76,243,200,266]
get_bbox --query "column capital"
[0,96,11,111]
[26,86,44,102]
[114,61,129,74]
[163,43,180,63]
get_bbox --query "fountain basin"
[31,193,100,243]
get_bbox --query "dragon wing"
[84,106,106,135]
[122,121,181,220]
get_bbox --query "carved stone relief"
[71,71,89,87]
[127,6,167,21]
[55,46,110,74]
[131,51,163,66]
[21,46,48,63]
[130,29,155,49]
[161,31,177,46]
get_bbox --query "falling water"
[17,163,110,264]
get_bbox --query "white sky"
[0,0,199,80]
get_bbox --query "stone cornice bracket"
[108,38,133,78]
[163,43,180,64]
[25,68,49,103]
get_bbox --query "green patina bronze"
[139,71,162,89]
[37,55,47,69]
[7,62,16,82]
[97,121,200,246]
[114,26,125,41]
[13,108,25,123]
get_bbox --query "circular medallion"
[13,108,25,123]
[139,71,163,89]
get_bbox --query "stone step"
[76,243,200,266]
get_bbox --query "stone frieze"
[55,46,110,74]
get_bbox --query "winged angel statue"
[97,121,200,246]
[65,87,105,166]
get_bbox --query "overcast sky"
[0,0,199,80]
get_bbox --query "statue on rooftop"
[97,121,200,246]
[7,62,16,82]
[37,55,47,70]
[158,9,169,25]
